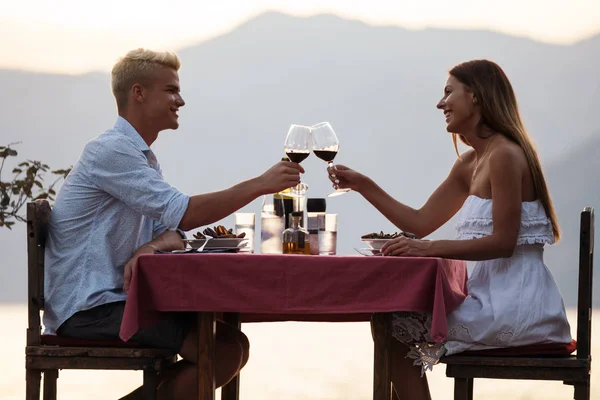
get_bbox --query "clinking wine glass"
[311,122,350,197]
[283,124,311,198]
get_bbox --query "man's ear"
[131,83,145,104]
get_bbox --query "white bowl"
[360,238,391,251]
[184,237,247,250]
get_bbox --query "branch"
[0,143,71,229]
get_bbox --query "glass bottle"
[282,211,311,255]
[275,157,295,229]
[306,198,326,255]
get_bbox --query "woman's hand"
[327,164,369,192]
[381,236,433,257]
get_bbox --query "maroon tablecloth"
[120,254,468,343]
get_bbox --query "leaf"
[18,162,29,167]
[52,168,72,175]
[34,180,43,189]
[7,149,17,157]
[48,188,56,195]
[12,168,22,174]
[1,195,9,207]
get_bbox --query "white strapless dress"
[391,195,572,371]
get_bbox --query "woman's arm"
[334,153,472,238]
[382,145,523,260]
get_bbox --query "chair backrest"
[26,199,51,346]
[576,207,594,360]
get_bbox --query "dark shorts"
[57,301,194,353]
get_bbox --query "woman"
[329,59,572,400]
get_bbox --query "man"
[43,48,303,400]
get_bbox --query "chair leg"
[26,369,42,400]
[467,378,473,400]
[574,381,590,400]
[454,378,473,400]
[42,369,58,400]
[143,367,159,400]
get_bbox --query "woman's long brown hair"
[449,59,560,241]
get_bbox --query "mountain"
[1,12,599,306]
[544,134,600,307]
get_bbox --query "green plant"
[0,143,71,229]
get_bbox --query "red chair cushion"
[41,334,140,348]
[461,340,577,357]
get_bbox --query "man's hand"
[123,243,158,292]
[258,161,304,194]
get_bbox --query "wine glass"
[311,122,350,197]
[283,124,311,198]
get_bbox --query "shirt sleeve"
[152,219,187,240]
[87,138,190,230]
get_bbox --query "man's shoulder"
[82,128,140,160]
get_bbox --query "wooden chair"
[25,200,176,400]
[441,207,594,400]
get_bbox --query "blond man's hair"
[111,48,181,110]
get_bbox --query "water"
[2,305,598,400]
[318,231,338,255]
[260,214,284,254]
[235,223,255,253]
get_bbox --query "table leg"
[197,312,216,400]
[221,312,242,400]
[372,313,392,400]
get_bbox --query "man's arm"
[123,230,184,292]
[90,137,303,233]
[178,161,303,231]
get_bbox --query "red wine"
[286,151,310,163]
[313,150,337,162]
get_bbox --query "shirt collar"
[114,116,151,153]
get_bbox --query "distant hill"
[1,12,599,305]
[545,134,600,307]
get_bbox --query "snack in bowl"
[193,225,246,239]
[360,231,417,240]
[360,231,418,251]
[184,225,248,250]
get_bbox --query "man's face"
[140,67,185,131]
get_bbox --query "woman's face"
[436,75,478,133]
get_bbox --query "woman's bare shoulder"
[453,149,477,169]
[490,136,528,165]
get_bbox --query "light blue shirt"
[43,117,190,334]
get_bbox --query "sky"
[1,0,599,74]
